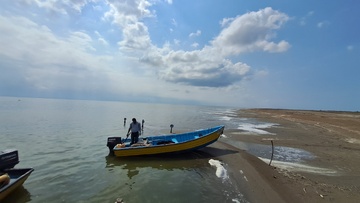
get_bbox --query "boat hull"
[113,125,224,157]
[0,168,34,201]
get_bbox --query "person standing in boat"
[127,118,142,145]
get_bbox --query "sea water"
[0,97,248,203]
[0,97,313,203]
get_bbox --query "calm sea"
[1,97,254,203]
[1,97,316,203]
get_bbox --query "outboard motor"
[107,137,122,155]
[0,149,19,171]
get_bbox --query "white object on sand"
[209,159,229,180]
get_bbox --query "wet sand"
[207,109,360,203]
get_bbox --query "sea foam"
[259,157,338,175]
[237,123,278,134]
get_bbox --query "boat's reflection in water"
[105,148,233,177]
[1,186,31,203]
[103,148,245,203]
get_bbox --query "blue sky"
[0,0,359,111]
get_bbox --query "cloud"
[220,17,234,27]
[191,42,199,48]
[139,7,289,88]
[117,21,152,50]
[0,15,118,97]
[98,37,109,45]
[317,21,330,28]
[211,7,290,55]
[0,2,291,106]
[173,39,180,46]
[159,58,251,87]
[20,0,91,14]
[189,30,201,37]
[95,31,109,45]
[104,0,154,50]
[300,11,314,26]
[140,47,252,87]
[104,0,154,24]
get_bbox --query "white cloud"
[211,7,290,56]
[191,42,199,48]
[68,31,96,51]
[98,37,109,45]
[140,47,252,87]
[22,0,92,14]
[0,2,292,106]
[95,31,109,45]
[103,0,154,51]
[0,15,119,95]
[138,7,289,88]
[173,39,180,46]
[220,17,234,27]
[300,11,314,26]
[317,21,330,28]
[189,30,201,37]
[117,21,152,50]
[30,0,67,14]
[104,0,153,24]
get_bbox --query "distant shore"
[209,108,360,203]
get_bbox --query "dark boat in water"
[0,149,34,201]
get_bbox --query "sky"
[0,0,359,111]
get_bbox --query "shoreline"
[213,108,360,203]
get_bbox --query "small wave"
[219,116,232,121]
[237,123,278,134]
[259,157,338,175]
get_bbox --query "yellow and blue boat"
[107,125,224,157]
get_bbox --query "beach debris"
[315,191,327,198]
[239,170,248,181]
[303,188,307,193]
[220,134,227,138]
[243,176,248,182]
[115,198,125,203]
[208,159,228,180]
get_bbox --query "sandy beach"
[207,109,360,203]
